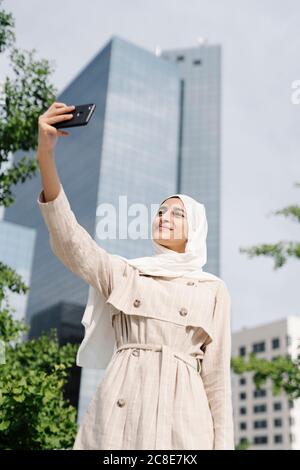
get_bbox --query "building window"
[239,422,247,430]
[252,342,265,353]
[240,392,247,400]
[286,335,292,346]
[239,346,246,356]
[253,388,266,398]
[272,337,280,349]
[288,400,294,409]
[193,59,202,65]
[274,418,282,427]
[240,377,247,385]
[273,402,282,411]
[274,435,283,443]
[176,55,185,61]
[253,404,267,413]
[289,416,295,426]
[290,433,295,443]
[253,420,267,429]
[239,437,248,445]
[239,407,247,415]
[254,436,268,444]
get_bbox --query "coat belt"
[114,342,204,449]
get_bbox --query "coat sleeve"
[37,183,129,300]
[200,280,235,450]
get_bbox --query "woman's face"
[152,197,188,253]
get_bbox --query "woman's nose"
[160,213,171,223]
[159,211,174,227]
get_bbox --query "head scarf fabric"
[76,193,220,369]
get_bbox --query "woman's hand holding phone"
[37,101,75,152]
[36,100,96,201]
[36,101,74,202]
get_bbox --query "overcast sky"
[1,0,299,334]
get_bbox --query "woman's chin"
[156,239,172,249]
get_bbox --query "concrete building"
[232,316,300,450]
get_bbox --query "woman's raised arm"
[36,101,129,299]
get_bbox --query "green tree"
[0,283,78,449]
[231,182,300,448]
[231,351,300,401]
[235,438,251,450]
[239,181,300,268]
[0,0,78,449]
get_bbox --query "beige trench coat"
[37,184,235,450]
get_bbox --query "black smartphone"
[53,103,96,129]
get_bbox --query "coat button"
[117,398,126,407]
[132,349,140,357]
[179,307,188,316]
[186,281,195,286]
[133,298,141,307]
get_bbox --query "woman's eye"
[158,209,185,217]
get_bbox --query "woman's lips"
[159,224,173,230]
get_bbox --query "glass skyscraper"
[0,220,36,323]
[0,153,36,327]
[160,44,221,274]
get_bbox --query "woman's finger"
[58,130,70,136]
[46,113,73,124]
[47,105,75,118]
[47,102,66,111]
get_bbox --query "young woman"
[36,102,235,450]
